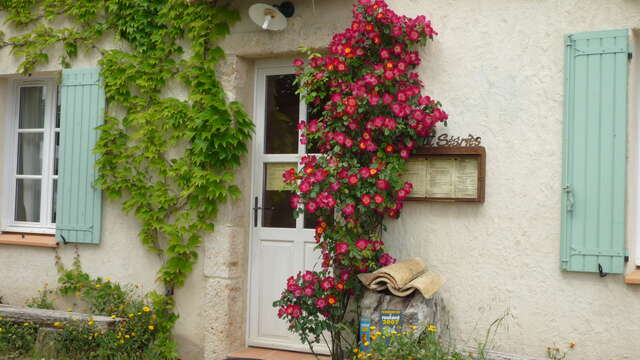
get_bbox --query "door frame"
[245,59,328,353]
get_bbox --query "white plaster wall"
[381,1,640,359]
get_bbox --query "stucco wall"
[2,1,640,359]
[226,0,640,359]
[381,1,640,359]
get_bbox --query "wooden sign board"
[401,147,485,203]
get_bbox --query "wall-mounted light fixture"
[249,2,295,31]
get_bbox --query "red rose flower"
[355,238,369,250]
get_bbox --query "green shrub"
[0,254,178,360]
[355,325,471,360]
[0,320,38,357]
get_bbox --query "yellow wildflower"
[111,315,117,319]
[427,325,437,333]
[23,322,30,326]
[143,306,151,312]
[75,292,81,297]
[0,328,4,333]
[411,325,417,331]
[148,325,155,331]
[369,325,376,330]
[125,334,130,339]
[119,339,124,344]
[128,313,134,318]
[67,308,73,312]
[88,320,95,326]
[363,341,369,346]
[353,348,359,353]
[106,278,112,282]
[53,322,63,327]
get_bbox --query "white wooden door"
[247,62,326,353]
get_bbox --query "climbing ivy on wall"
[0,0,254,292]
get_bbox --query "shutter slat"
[561,29,629,274]
[55,68,104,245]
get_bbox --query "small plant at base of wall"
[0,253,179,359]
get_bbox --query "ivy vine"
[0,0,254,292]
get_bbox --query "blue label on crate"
[359,316,372,352]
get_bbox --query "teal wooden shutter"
[561,30,630,274]
[55,68,105,244]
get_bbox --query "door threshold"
[227,347,330,360]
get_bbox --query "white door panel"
[247,61,328,354]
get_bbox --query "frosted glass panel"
[15,179,41,222]
[17,133,43,175]
[19,87,45,129]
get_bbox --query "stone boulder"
[359,289,448,337]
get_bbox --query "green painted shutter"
[561,29,630,274]
[55,68,105,244]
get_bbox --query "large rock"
[359,290,448,337]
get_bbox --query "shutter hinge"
[574,47,628,56]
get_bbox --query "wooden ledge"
[0,233,58,248]
[625,269,640,285]
[0,304,123,330]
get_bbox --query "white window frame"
[2,77,58,234]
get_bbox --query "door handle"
[562,185,575,213]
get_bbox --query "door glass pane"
[19,87,45,129]
[15,179,41,222]
[262,162,297,228]
[17,133,43,175]
[305,100,324,154]
[265,74,299,154]
[304,211,316,229]
[52,179,57,223]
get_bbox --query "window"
[2,78,59,234]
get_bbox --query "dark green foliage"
[0,0,254,290]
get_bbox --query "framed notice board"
[401,146,486,203]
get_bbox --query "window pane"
[265,74,299,154]
[54,132,59,175]
[15,179,41,222]
[17,133,43,175]
[52,179,57,223]
[19,87,45,129]
[55,86,60,128]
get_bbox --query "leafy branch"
[0,0,253,293]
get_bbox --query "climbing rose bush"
[274,0,447,357]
